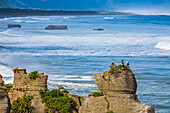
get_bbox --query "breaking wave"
[155,41,170,50]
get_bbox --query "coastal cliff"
[0,76,10,113]
[79,64,155,113]
[0,62,155,113]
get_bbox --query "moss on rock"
[91,91,104,97]
[4,84,13,92]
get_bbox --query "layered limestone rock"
[79,64,155,113]
[8,67,48,113]
[7,67,83,113]
[0,76,10,113]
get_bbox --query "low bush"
[109,65,128,74]
[28,71,40,80]
[4,84,13,91]
[11,93,33,113]
[91,91,104,97]
[62,89,69,93]
[39,89,74,113]
[106,110,114,113]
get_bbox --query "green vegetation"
[61,89,69,93]
[106,110,114,113]
[109,65,128,74]
[39,89,74,113]
[91,91,104,97]
[4,84,13,91]
[11,93,33,113]
[28,71,40,80]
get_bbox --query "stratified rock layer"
[8,67,48,113]
[7,67,83,113]
[0,77,10,113]
[79,64,155,113]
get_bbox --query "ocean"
[0,15,170,112]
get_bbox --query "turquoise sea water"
[0,15,170,112]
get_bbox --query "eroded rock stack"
[0,76,10,113]
[79,64,155,113]
[6,67,83,113]
[8,67,48,113]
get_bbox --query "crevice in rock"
[105,95,110,111]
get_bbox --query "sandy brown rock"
[8,67,48,113]
[79,95,108,113]
[0,77,10,113]
[67,93,84,111]
[79,64,155,113]
[8,67,83,113]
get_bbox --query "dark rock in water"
[93,28,104,31]
[45,25,67,30]
[8,24,21,28]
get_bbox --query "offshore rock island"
[0,62,155,113]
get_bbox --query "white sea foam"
[104,17,116,19]
[0,65,13,84]
[13,20,37,23]
[31,17,51,21]
[49,75,94,81]
[63,17,70,19]
[48,80,97,93]
[155,41,170,50]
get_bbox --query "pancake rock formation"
[8,24,21,28]
[8,67,48,113]
[0,76,10,113]
[3,67,83,113]
[79,64,155,113]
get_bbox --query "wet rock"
[8,24,21,28]
[45,25,67,30]
[93,28,104,31]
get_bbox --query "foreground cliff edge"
[0,62,155,113]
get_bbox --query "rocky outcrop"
[7,67,83,113]
[8,67,48,113]
[0,76,10,113]
[93,28,104,31]
[8,24,21,28]
[79,95,108,113]
[79,64,155,113]
[45,25,67,30]
[67,93,84,112]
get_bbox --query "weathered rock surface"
[0,76,10,113]
[6,67,83,113]
[79,64,155,113]
[8,24,21,28]
[8,67,48,113]
[67,93,84,109]
[45,25,67,30]
[79,95,108,113]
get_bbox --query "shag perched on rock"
[126,61,129,67]
[112,59,115,65]
[121,60,124,67]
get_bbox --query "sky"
[0,0,170,14]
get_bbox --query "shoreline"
[0,8,134,18]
